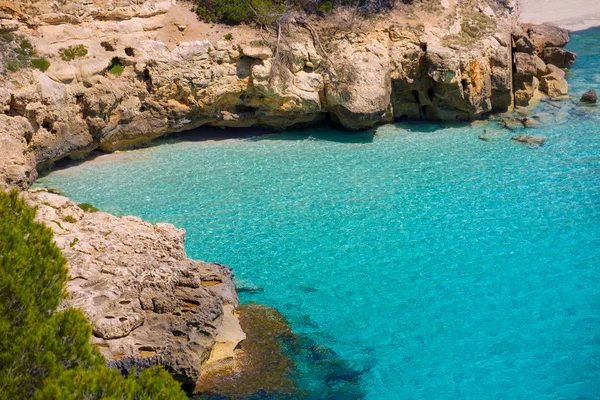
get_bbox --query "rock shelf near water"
[23,189,246,387]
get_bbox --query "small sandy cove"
[520,0,600,31]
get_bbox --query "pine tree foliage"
[0,190,186,400]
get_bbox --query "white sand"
[520,0,600,31]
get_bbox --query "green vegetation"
[0,190,186,399]
[194,0,398,26]
[78,202,99,212]
[59,44,88,61]
[224,32,234,40]
[317,0,332,13]
[62,215,77,224]
[31,57,50,72]
[0,33,35,72]
[107,57,124,75]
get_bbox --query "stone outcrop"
[511,23,574,106]
[23,189,245,386]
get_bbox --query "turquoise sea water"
[36,29,600,399]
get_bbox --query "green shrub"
[77,203,99,212]
[224,32,234,41]
[197,0,285,26]
[31,57,50,72]
[59,44,88,62]
[107,57,124,75]
[0,190,187,399]
[62,215,77,224]
[317,0,332,13]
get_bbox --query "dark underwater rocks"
[194,302,365,400]
[581,90,598,104]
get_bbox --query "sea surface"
[35,29,600,399]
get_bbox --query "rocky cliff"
[0,0,575,190]
[23,189,245,387]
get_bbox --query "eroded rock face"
[23,190,245,386]
[511,23,573,107]
[0,1,575,190]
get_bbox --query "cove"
[35,29,600,399]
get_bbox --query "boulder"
[540,66,568,97]
[581,89,598,104]
[511,134,547,146]
[541,47,577,68]
[514,36,536,53]
[524,23,570,52]
[240,44,272,60]
[478,129,505,141]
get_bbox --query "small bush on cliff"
[78,202,99,212]
[107,57,124,75]
[59,44,88,61]
[31,57,50,72]
[0,190,186,400]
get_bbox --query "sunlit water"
[35,29,600,399]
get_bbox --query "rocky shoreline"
[0,0,576,191]
[0,0,580,393]
[23,189,246,389]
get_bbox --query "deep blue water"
[35,29,600,399]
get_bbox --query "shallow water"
[36,29,600,399]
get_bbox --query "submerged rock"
[478,129,505,141]
[234,278,264,293]
[194,302,365,400]
[511,134,548,146]
[581,90,598,104]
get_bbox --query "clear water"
[35,29,600,399]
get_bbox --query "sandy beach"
[520,0,600,31]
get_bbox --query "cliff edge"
[0,0,575,190]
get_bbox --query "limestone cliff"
[23,189,245,387]
[0,0,575,190]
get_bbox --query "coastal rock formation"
[581,89,598,104]
[511,23,573,106]
[23,190,245,386]
[0,0,570,190]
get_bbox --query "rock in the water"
[234,278,264,293]
[478,129,505,141]
[520,117,541,128]
[511,134,548,146]
[581,89,598,104]
[502,118,526,130]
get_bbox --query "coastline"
[1,0,595,397]
[520,0,600,31]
